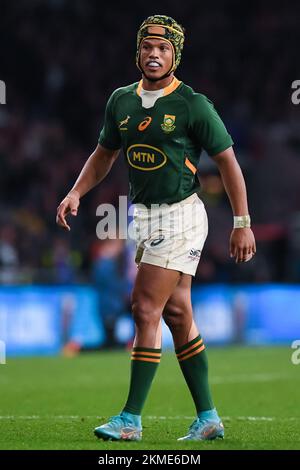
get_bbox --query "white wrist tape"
[233,215,251,229]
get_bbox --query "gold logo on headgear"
[147,26,166,35]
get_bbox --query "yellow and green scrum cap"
[136,15,185,73]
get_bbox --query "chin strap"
[141,68,173,82]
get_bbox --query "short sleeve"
[189,94,233,156]
[98,92,121,150]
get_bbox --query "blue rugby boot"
[94,411,142,441]
[178,408,224,441]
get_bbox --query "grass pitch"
[0,346,299,450]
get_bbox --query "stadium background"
[0,0,300,450]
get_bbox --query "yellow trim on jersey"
[136,80,143,96]
[185,157,197,174]
[136,76,181,97]
[163,77,181,96]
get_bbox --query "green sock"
[123,346,161,415]
[176,335,214,413]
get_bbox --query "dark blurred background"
[0,0,300,351]
[1,0,300,285]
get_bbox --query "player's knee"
[163,304,189,331]
[131,300,161,328]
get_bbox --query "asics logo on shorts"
[150,235,165,246]
[189,248,201,259]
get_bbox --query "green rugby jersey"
[98,77,233,206]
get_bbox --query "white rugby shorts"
[133,193,208,276]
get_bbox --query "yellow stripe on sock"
[178,344,205,362]
[176,339,203,359]
[131,357,161,363]
[132,351,162,358]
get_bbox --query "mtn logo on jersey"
[127,144,167,171]
[161,114,176,133]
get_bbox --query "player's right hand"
[56,190,80,231]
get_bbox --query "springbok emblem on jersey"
[119,115,131,130]
[161,114,176,133]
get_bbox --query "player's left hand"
[230,227,256,263]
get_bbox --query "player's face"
[140,38,173,80]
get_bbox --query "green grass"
[0,346,299,450]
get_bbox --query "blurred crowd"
[1,0,300,295]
